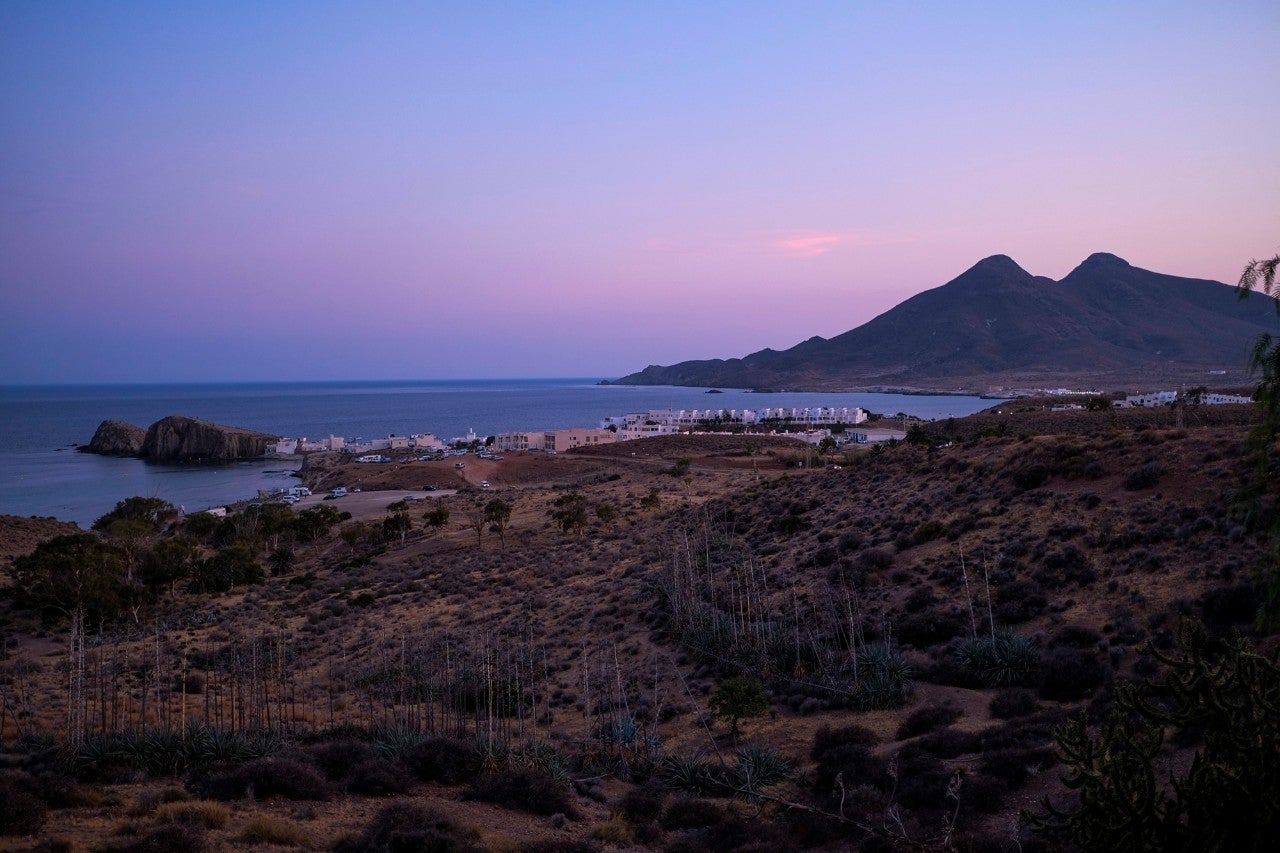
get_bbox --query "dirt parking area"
[289,488,456,521]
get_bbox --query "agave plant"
[734,741,790,795]
[957,630,1040,687]
[372,723,427,758]
[660,754,721,796]
[852,643,914,710]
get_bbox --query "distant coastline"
[0,380,1002,526]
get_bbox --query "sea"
[0,379,1002,527]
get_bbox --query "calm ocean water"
[0,379,1001,526]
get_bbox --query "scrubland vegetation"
[1,404,1278,851]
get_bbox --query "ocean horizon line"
[0,376,620,391]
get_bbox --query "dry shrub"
[464,769,578,818]
[896,703,963,739]
[402,736,480,784]
[1038,646,1109,701]
[989,687,1039,719]
[591,813,633,845]
[915,728,981,758]
[0,775,48,835]
[809,724,877,759]
[239,815,310,847]
[104,822,206,853]
[659,796,729,831]
[192,756,331,801]
[514,842,599,853]
[669,814,797,853]
[153,799,229,829]
[305,738,375,781]
[346,757,412,796]
[618,785,666,823]
[334,802,482,853]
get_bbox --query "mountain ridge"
[610,254,1276,393]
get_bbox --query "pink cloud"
[777,233,847,257]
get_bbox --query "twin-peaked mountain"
[611,253,1278,392]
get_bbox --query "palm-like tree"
[1237,249,1280,631]
[1238,250,1280,438]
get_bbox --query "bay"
[0,379,1002,527]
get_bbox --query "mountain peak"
[968,254,1027,275]
[1074,252,1131,272]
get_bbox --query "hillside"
[0,409,1277,850]
[611,253,1278,393]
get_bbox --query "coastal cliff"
[82,420,146,456]
[138,416,277,462]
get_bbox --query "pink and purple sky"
[2,1,1278,384]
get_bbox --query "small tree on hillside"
[709,676,770,739]
[461,504,486,548]
[484,498,513,548]
[423,503,450,533]
[550,492,589,534]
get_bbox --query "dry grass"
[238,814,312,847]
[153,799,230,829]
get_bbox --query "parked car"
[480,480,490,489]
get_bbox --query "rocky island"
[82,415,277,462]
[82,419,147,456]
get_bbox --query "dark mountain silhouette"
[610,253,1277,392]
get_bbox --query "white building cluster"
[266,432,447,456]
[601,406,867,429]
[1120,391,1252,408]
[267,406,871,458]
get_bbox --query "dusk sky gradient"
[3,1,1278,384]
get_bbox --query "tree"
[550,492,588,534]
[483,498,513,548]
[594,501,618,525]
[1026,621,1280,850]
[461,504,486,548]
[708,676,770,739]
[423,503,450,532]
[12,534,127,626]
[1237,249,1280,444]
[191,542,264,593]
[1236,248,1280,629]
[141,535,201,596]
[668,457,693,499]
[1085,395,1113,412]
[268,545,295,577]
[292,505,343,541]
[98,517,157,585]
[383,510,412,544]
[92,496,176,532]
